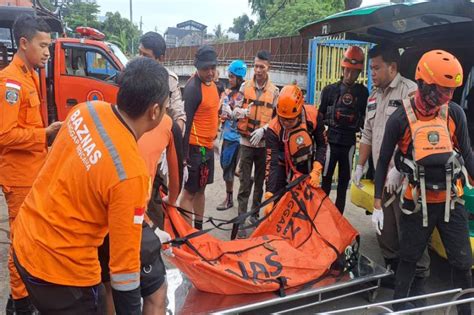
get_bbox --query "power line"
[253,0,289,36]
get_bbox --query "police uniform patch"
[5,89,19,105]
[388,100,402,108]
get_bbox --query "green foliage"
[229,14,255,40]
[62,1,101,31]
[246,0,345,39]
[101,11,141,55]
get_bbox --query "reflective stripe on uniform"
[110,272,140,291]
[87,101,127,181]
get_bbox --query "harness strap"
[419,166,429,227]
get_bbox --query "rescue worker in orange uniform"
[100,113,183,315]
[264,85,327,213]
[319,46,368,214]
[180,46,220,230]
[374,50,473,314]
[233,50,279,232]
[0,15,62,314]
[12,57,169,314]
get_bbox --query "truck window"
[86,51,118,79]
[0,28,11,69]
[63,46,119,82]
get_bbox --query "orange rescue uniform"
[13,101,149,291]
[0,55,47,300]
[138,114,182,204]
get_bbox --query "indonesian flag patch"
[134,207,145,224]
[6,79,21,90]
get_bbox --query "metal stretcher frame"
[165,254,391,314]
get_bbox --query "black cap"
[194,45,217,69]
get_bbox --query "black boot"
[392,260,417,312]
[409,276,427,308]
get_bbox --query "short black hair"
[368,45,400,69]
[117,57,169,119]
[256,50,271,62]
[139,32,166,58]
[13,14,51,46]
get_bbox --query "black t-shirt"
[318,81,369,146]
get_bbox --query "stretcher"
[164,254,391,314]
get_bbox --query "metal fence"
[163,35,309,71]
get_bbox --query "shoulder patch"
[5,89,19,105]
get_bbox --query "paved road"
[0,158,470,314]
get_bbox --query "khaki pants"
[237,145,266,215]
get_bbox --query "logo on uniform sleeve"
[134,207,145,224]
[5,79,21,105]
[367,97,377,111]
[5,89,19,105]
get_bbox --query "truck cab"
[0,5,127,124]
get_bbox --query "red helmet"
[415,50,463,88]
[341,46,365,70]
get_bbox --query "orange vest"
[237,79,278,137]
[0,55,47,187]
[13,101,150,290]
[397,99,463,204]
[268,105,318,175]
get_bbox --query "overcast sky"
[97,0,390,35]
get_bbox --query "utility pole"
[129,0,135,55]
[140,16,143,33]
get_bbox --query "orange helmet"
[341,46,365,70]
[415,50,463,88]
[277,85,304,119]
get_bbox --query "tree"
[213,24,230,43]
[344,0,362,10]
[101,12,141,55]
[62,1,101,31]
[229,14,255,40]
[247,0,345,39]
[248,0,275,20]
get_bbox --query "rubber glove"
[309,161,323,188]
[385,167,403,194]
[372,208,384,236]
[159,151,168,176]
[154,228,174,257]
[263,192,274,217]
[182,165,189,186]
[250,127,265,146]
[353,164,365,188]
[233,107,250,119]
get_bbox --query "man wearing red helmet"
[374,50,473,313]
[263,85,327,214]
[319,46,369,214]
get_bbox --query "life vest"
[282,107,318,180]
[325,84,361,131]
[237,80,277,137]
[394,98,467,227]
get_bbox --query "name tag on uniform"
[388,99,402,108]
[367,97,377,111]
